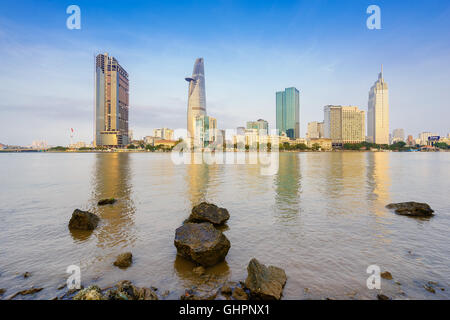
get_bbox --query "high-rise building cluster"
[89,56,447,151]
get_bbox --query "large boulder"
[244,258,287,300]
[174,223,230,267]
[68,209,100,230]
[386,202,434,217]
[187,202,230,226]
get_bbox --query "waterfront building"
[246,119,269,135]
[186,58,207,142]
[94,53,129,147]
[31,140,48,149]
[276,87,300,139]
[194,115,217,148]
[406,135,414,146]
[153,128,174,141]
[392,128,405,143]
[367,66,389,144]
[307,138,332,151]
[144,136,155,145]
[419,132,438,146]
[324,105,365,145]
[306,121,324,139]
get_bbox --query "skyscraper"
[94,53,129,147]
[368,66,389,145]
[276,87,300,139]
[324,105,365,145]
[186,58,207,142]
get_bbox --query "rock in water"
[68,209,100,230]
[174,223,230,267]
[386,202,434,217]
[381,271,393,280]
[113,252,133,268]
[187,202,230,225]
[106,281,158,300]
[73,286,104,300]
[377,294,390,300]
[244,258,287,300]
[98,198,116,206]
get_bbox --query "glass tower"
[276,87,300,139]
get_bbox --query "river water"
[0,152,448,299]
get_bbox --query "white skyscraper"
[185,58,207,143]
[368,66,389,145]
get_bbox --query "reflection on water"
[0,152,449,300]
[367,152,391,217]
[72,153,137,249]
[274,154,301,220]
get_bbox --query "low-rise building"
[307,138,332,150]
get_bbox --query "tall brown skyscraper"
[94,53,129,147]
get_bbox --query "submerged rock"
[174,223,230,267]
[98,198,117,206]
[244,258,287,300]
[8,287,43,299]
[113,252,133,268]
[377,294,390,300]
[386,202,434,217]
[0,288,5,295]
[23,272,31,278]
[73,286,104,300]
[107,281,158,300]
[68,209,100,230]
[187,202,230,226]
[381,271,393,280]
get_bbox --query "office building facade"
[94,53,129,147]
[324,105,365,145]
[276,87,300,139]
[368,66,389,145]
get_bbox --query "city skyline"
[1,1,450,145]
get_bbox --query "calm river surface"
[0,152,449,299]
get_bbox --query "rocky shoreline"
[1,201,444,300]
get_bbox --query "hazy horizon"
[1,0,449,146]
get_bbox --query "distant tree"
[435,142,449,149]
[49,146,68,151]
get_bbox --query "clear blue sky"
[0,0,449,145]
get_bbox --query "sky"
[0,0,449,146]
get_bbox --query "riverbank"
[0,152,449,300]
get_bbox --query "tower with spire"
[368,65,389,145]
